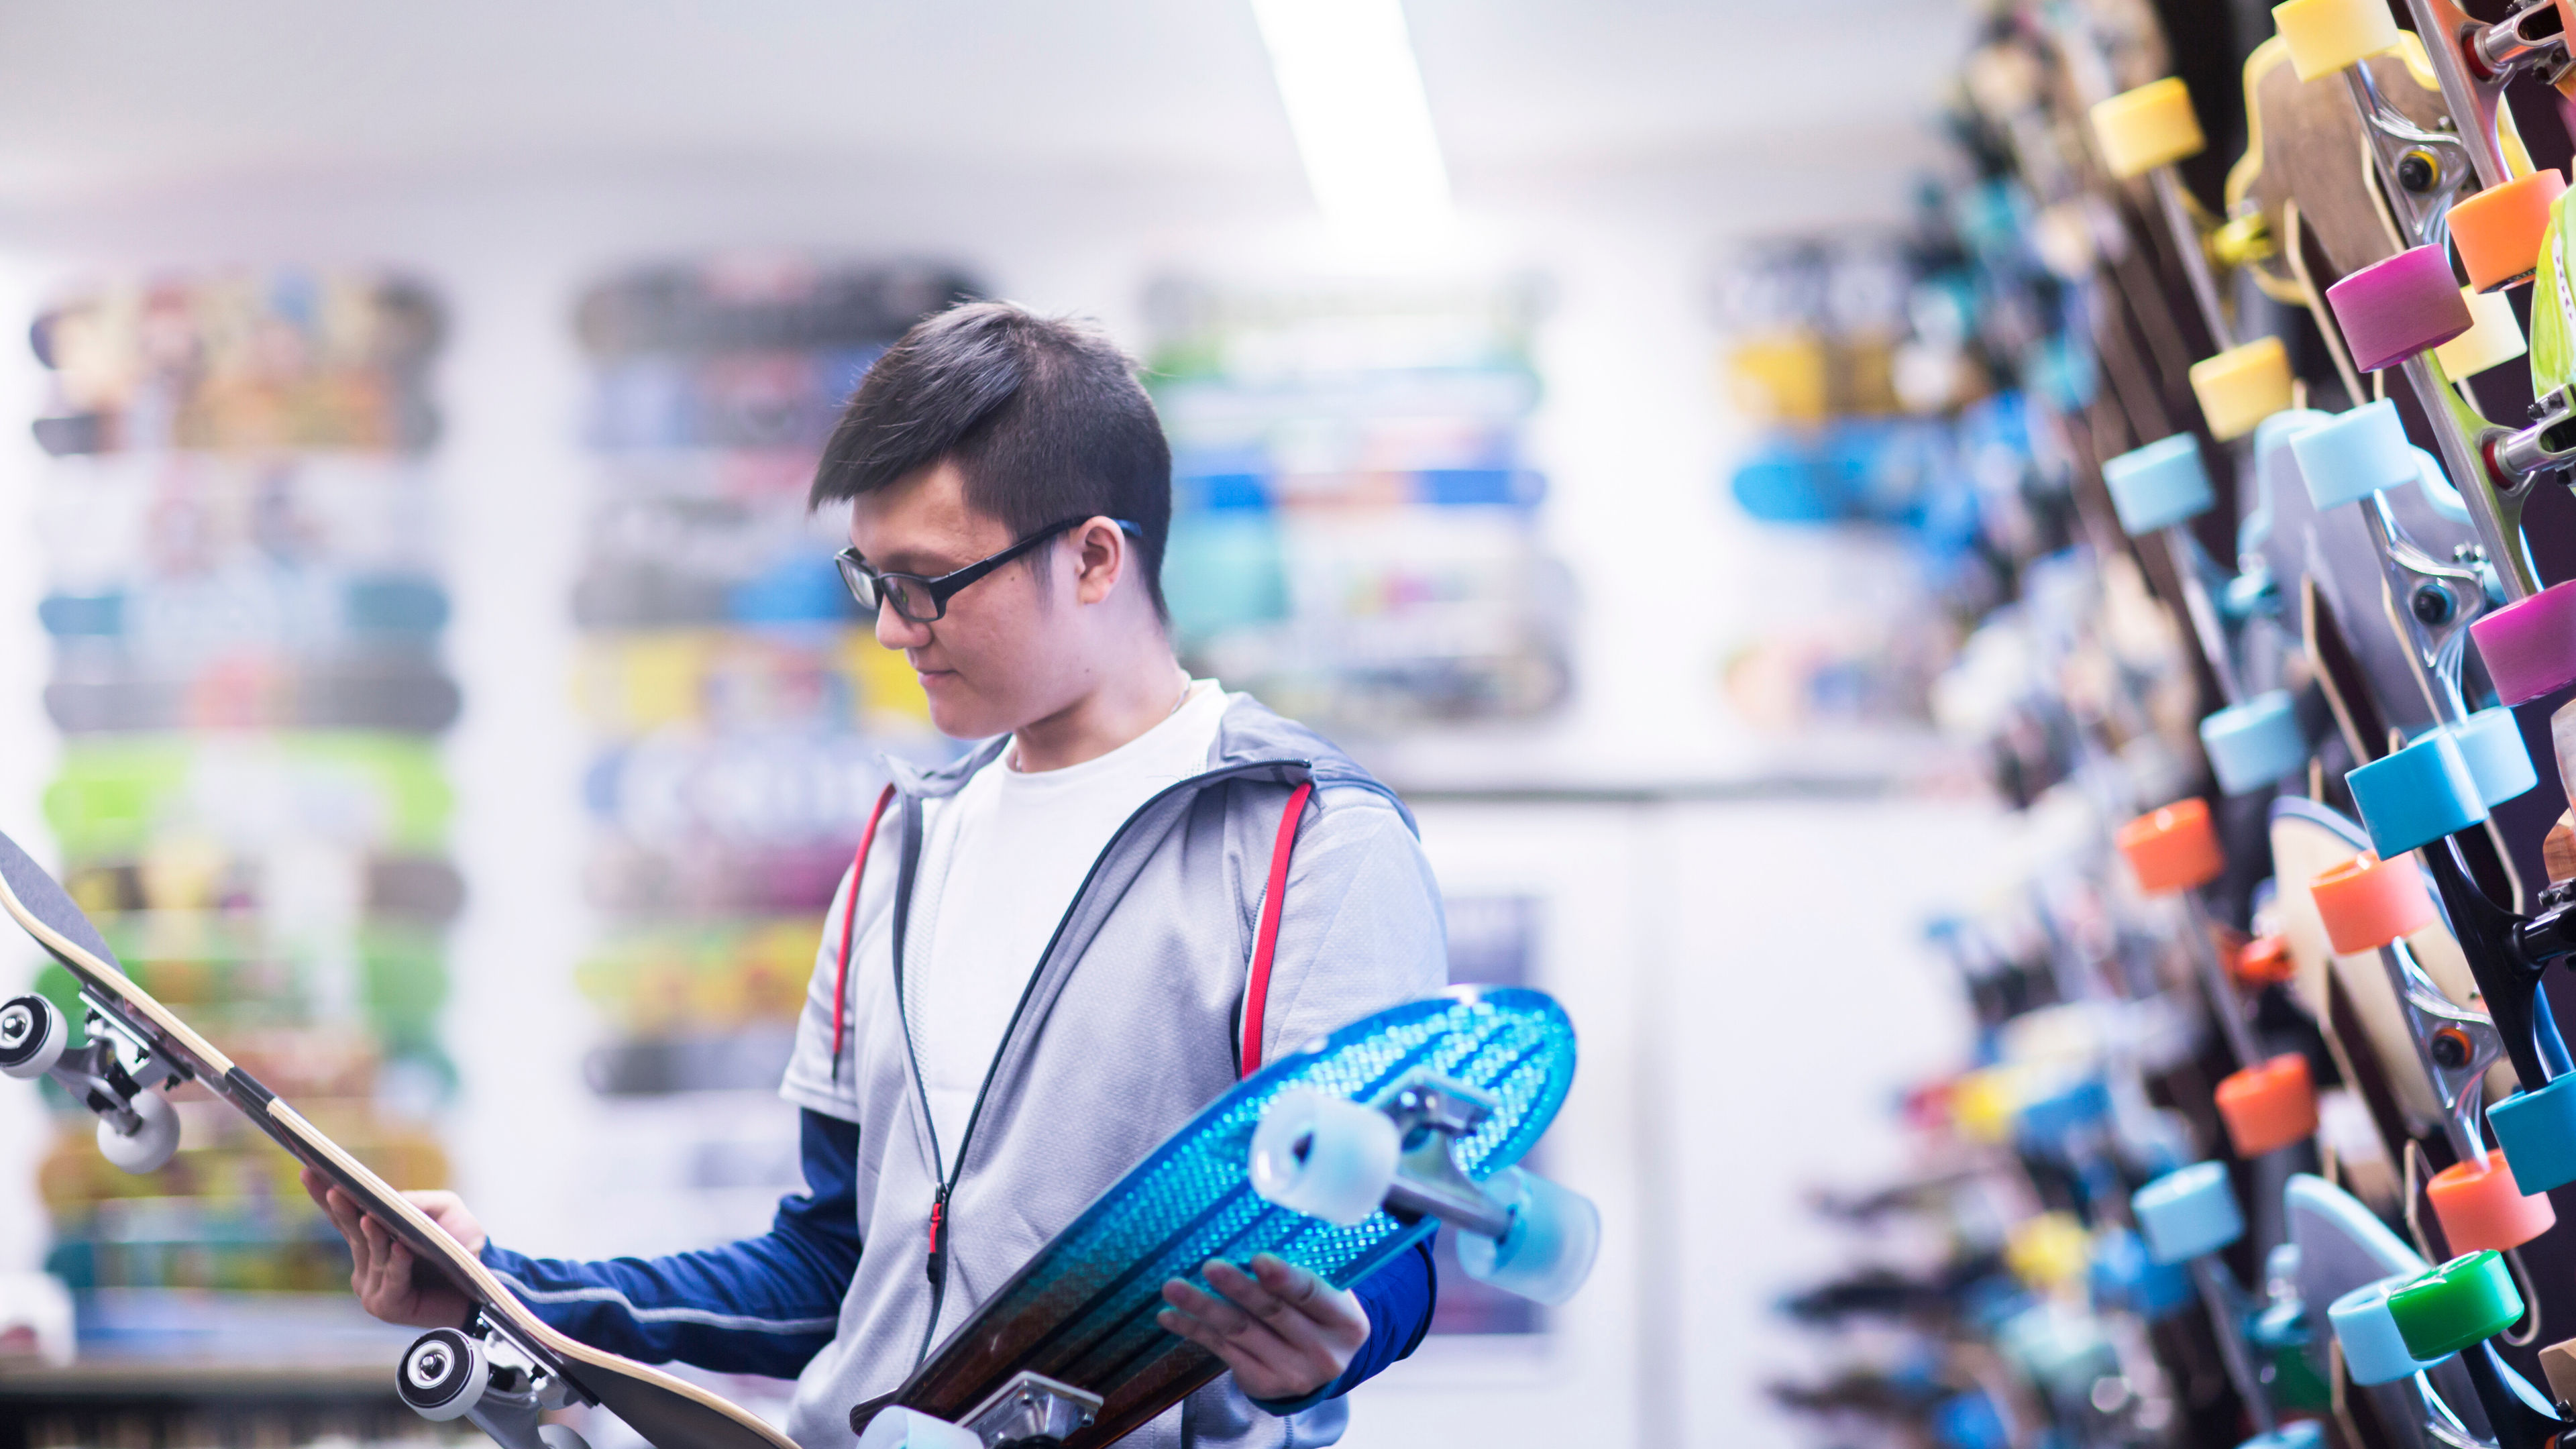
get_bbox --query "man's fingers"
[1155,1304,1299,1385]
[1250,1254,1322,1306]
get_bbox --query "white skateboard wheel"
[97,1088,179,1174]
[398,1328,488,1421]
[855,1405,982,1449]
[2434,285,2528,377]
[1455,1167,1601,1306]
[2288,398,2415,512]
[2200,690,2305,795]
[1249,1091,1401,1226]
[2101,433,2213,535]
[0,994,66,1080]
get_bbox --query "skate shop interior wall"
[0,4,1989,1444]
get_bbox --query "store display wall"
[0,36,1981,1446]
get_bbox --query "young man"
[307,302,1449,1448]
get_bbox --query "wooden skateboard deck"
[0,826,795,1449]
[851,985,1578,1448]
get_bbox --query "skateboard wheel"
[2470,580,2576,705]
[2015,1077,2111,1150]
[2202,690,2306,795]
[2326,247,2476,372]
[2100,433,2212,535]
[2486,1073,2576,1193]
[2089,1226,2195,1321]
[2216,1053,2319,1157]
[2453,706,2538,807]
[2434,284,2528,377]
[2390,1250,2523,1359]
[0,994,65,1080]
[1454,1166,1600,1306]
[2349,731,2485,857]
[854,1408,980,1449]
[2289,398,2415,511]
[2133,1160,2243,1264]
[2273,0,2403,80]
[2089,78,2205,180]
[2330,1275,2447,1384]
[2190,339,2294,442]
[2310,851,2436,954]
[2005,1212,2094,1291]
[96,1088,179,1174]
[2428,1153,2559,1252]
[2451,170,2567,292]
[2115,798,2224,896]
[1248,1091,1399,1226]
[2235,934,2295,986]
[398,1328,488,1421]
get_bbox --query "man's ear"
[1071,517,1126,606]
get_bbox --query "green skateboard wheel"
[2387,1250,2522,1360]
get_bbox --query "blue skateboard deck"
[852,984,1577,1446]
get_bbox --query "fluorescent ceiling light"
[1252,0,1455,244]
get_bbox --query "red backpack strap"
[830,783,899,1078]
[1239,780,1314,1078]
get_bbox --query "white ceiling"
[0,1,1971,205]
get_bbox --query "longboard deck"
[0,826,796,1449]
[857,986,1577,1448]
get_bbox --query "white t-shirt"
[906,678,1231,1171]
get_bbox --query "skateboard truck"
[1,991,186,1173]
[399,1321,591,1449]
[852,1374,1102,1449]
[1250,1069,1599,1305]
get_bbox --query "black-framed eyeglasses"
[835,516,1142,623]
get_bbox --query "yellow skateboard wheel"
[2090,79,2205,180]
[2434,285,2528,376]
[2190,337,2294,440]
[2274,0,2404,80]
[2451,170,2567,292]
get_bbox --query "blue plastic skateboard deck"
[851,984,1577,1447]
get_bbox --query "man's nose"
[874,604,930,651]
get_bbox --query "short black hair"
[811,301,1172,619]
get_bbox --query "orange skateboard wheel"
[2450,170,2568,292]
[2235,933,2295,986]
[2116,799,2224,896]
[2216,1053,2320,1157]
[2310,851,2436,955]
[2429,1153,2559,1252]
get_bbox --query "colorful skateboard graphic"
[0,826,794,1449]
[849,985,1595,1449]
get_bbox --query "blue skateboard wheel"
[2237,1424,2325,1449]
[2202,690,2306,794]
[2330,1276,2447,1383]
[2102,433,2214,535]
[2016,1078,2110,1148]
[2487,1073,2576,1194]
[1453,1166,1600,1306]
[2089,1226,2195,1320]
[2348,731,2485,857]
[1931,1391,2009,1449]
[2452,707,2538,808]
[2289,398,2416,512]
[2133,1160,2243,1263]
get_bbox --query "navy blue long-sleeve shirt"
[479,1109,1436,1407]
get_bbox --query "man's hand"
[300,1166,487,1330]
[1158,1254,1368,1405]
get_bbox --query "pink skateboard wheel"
[2471,580,2576,705]
[2326,247,2475,371]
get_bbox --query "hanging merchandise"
[1144,276,1573,736]
[18,271,459,1363]
[1766,0,2576,1443]
[566,258,968,1119]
